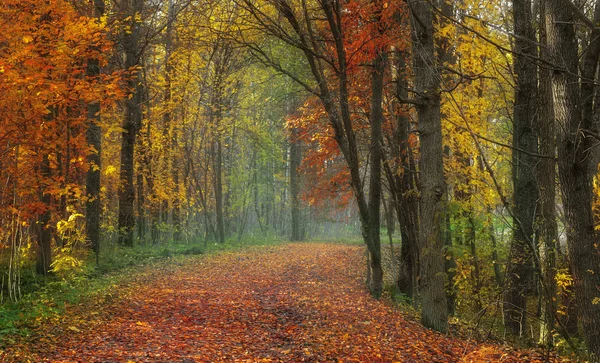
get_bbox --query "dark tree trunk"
[136,172,146,242]
[546,0,600,358]
[444,150,457,317]
[208,46,226,244]
[367,51,386,298]
[163,0,181,242]
[408,0,449,333]
[505,0,538,336]
[86,0,105,260]
[172,139,181,241]
[389,49,419,303]
[36,154,52,275]
[213,135,225,244]
[536,0,558,346]
[118,0,144,246]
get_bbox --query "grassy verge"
[0,235,283,346]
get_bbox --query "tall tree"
[505,0,538,336]
[408,0,449,332]
[546,0,600,358]
[162,0,182,242]
[385,47,419,303]
[36,153,53,275]
[86,0,106,260]
[536,0,557,346]
[235,0,403,296]
[367,48,386,298]
[118,0,145,246]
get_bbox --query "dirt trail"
[2,243,566,362]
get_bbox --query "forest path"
[4,243,563,362]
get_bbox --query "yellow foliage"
[51,247,85,277]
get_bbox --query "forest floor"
[1,243,572,362]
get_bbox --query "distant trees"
[234,0,414,297]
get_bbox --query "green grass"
[0,234,284,347]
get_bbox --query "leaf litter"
[1,243,571,362]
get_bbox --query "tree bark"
[505,0,538,336]
[36,154,53,275]
[118,0,144,246]
[546,0,600,358]
[86,0,105,260]
[388,48,419,303]
[408,0,449,333]
[367,51,385,298]
[536,0,558,346]
[163,0,182,242]
[213,136,225,244]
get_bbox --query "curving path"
[2,243,566,362]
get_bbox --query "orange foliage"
[341,0,407,70]
[0,0,122,225]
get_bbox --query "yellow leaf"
[22,35,33,43]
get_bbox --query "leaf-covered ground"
[2,243,570,362]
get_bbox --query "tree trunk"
[290,128,302,241]
[213,137,225,244]
[136,172,146,242]
[118,0,144,246]
[389,48,419,303]
[163,0,182,242]
[409,0,449,333]
[86,0,105,260]
[536,0,558,346]
[36,154,52,275]
[444,150,457,316]
[172,138,181,241]
[505,0,538,337]
[547,0,600,358]
[367,51,385,298]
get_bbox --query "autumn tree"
[86,0,106,260]
[536,0,558,347]
[504,0,538,336]
[385,47,419,302]
[233,0,410,297]
[408,0,449,333]
[117,0,145,246]
[546,0,600,358]
[0,0,120,276]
